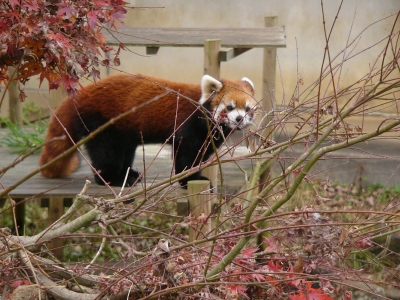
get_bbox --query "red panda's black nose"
[236,116,243,123]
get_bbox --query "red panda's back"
[72,74,202,138]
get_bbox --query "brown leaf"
[293,256,303,273]
[339,228,348,246]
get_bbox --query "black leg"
[85,130,140,187]
[174,141,210,189]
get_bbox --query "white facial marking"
[213,100,256,130]
[213,103,226,124]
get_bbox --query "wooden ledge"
[103,27,286,48]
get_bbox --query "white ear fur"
[199,75,223,105]
[241,77,254,91]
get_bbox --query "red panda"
[39,73,257,187]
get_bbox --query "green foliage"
[0,105,47,154]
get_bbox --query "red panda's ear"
[241,77,254,95]
[199,75,223,105]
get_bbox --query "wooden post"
[47,196,65,258]
[49,88,66,112]
[203,39,221,191]
[188,180,212,247]
[7,67,22,125]
[259,16,278,191]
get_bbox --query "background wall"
[2,0,399,116]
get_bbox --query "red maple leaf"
[263,237,279,253]
[87,11,99,29]
[241,247,258,258]
[56,74,78,93]
[109,10,126,28]
[47,32,73,49]
[10,279,31,288]
[56,1,78,19]
[94,0,110,6]
[8,0,20,9]
[267,260,282,272]
[288,282,333,300]
[252,272,265,283]
[0,20,9,31]
[4,10,21,23]
[21,0,39,11]
[227,285,250,300]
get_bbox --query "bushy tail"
[39,108,80,178]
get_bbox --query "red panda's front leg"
[173,138,213,189]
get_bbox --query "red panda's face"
[199,75,258,130]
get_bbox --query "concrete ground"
[273,115,400,187]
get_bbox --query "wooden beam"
[146,47,159,55]
[219,48,251,62]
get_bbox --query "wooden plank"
[103,27,286,48]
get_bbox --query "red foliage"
[9,279,30,288]
[288,282,333,300]
[0,0,128,99]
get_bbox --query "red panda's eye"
[226,105,233,111]
[245,107,250,112]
